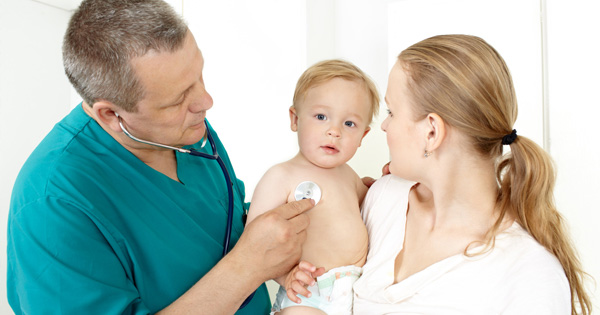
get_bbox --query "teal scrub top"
[7,105,270,314]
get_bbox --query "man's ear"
[424,113,446,153]
[358,127,371,147]
[90,100,122,133]
[289,106,298,132]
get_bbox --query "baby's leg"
[279,305,327,315]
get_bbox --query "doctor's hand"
[231,198,314,284]
[157,199,313,314]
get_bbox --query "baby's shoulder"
[339,163,361,178]
[259,160,312,187]
[262,160,302,176]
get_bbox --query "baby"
[246,59,379,314]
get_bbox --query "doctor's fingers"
[277,199,315,220]
[287,210,310,234]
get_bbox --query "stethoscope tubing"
[116,114,254,308]
[187,144,234,257]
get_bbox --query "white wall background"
[1,0,598,313]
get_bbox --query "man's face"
[118,31,213,149]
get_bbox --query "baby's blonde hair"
[292,59,380,124]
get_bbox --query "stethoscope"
[116,113,255,309]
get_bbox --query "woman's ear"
[289,106,299,132]
[424,113,446,153]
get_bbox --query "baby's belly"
[301,210,368,271]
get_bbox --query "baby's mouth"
[321,145,339,154]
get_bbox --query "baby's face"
[291,77,372,169]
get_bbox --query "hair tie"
[502,129,517,145]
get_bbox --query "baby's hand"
[284,261,326,303]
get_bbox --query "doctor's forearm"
[156,251,263,315]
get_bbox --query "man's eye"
[316,114,326,120]
[345,121,356,127]
[171,93,187,107]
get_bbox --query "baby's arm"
[356,172,369,206]
[246,164,290,225]
[247,165,294,287]
[246,165,300,288]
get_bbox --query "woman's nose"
[381,117,389,132]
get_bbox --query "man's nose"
[188,86,213,113]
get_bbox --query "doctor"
[7,0,315,314]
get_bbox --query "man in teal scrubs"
[7,0,315,314]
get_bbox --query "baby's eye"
[316,114,326,120]
[386,109,393,117]
[344,121,356,128]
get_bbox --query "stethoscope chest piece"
[294,181,322,205]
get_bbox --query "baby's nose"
[327,126,341,137]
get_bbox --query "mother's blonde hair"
[398,34,591,315]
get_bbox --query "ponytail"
[398,35,592,315]
[496,136,591,315]
[399,34,592,315]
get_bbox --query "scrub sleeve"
[7,105,270,314]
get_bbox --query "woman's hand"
[382,161,391,176]
[361,162,391,188]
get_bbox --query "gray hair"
[63,0,188,112]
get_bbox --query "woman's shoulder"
[364,175,415,206]
[370,174,415,194]
[499,224,571,313]
[491,223,570,301]
[497,223,563,265]
[361,175,415,224]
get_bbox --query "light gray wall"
[546,0,600,308]
[0,0,72,312]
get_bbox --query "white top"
[353,175,571,315]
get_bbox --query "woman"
[353,35,591,314]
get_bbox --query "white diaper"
[271,265,362,315]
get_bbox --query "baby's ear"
[289,106,299,132]
[358,127,371,146]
